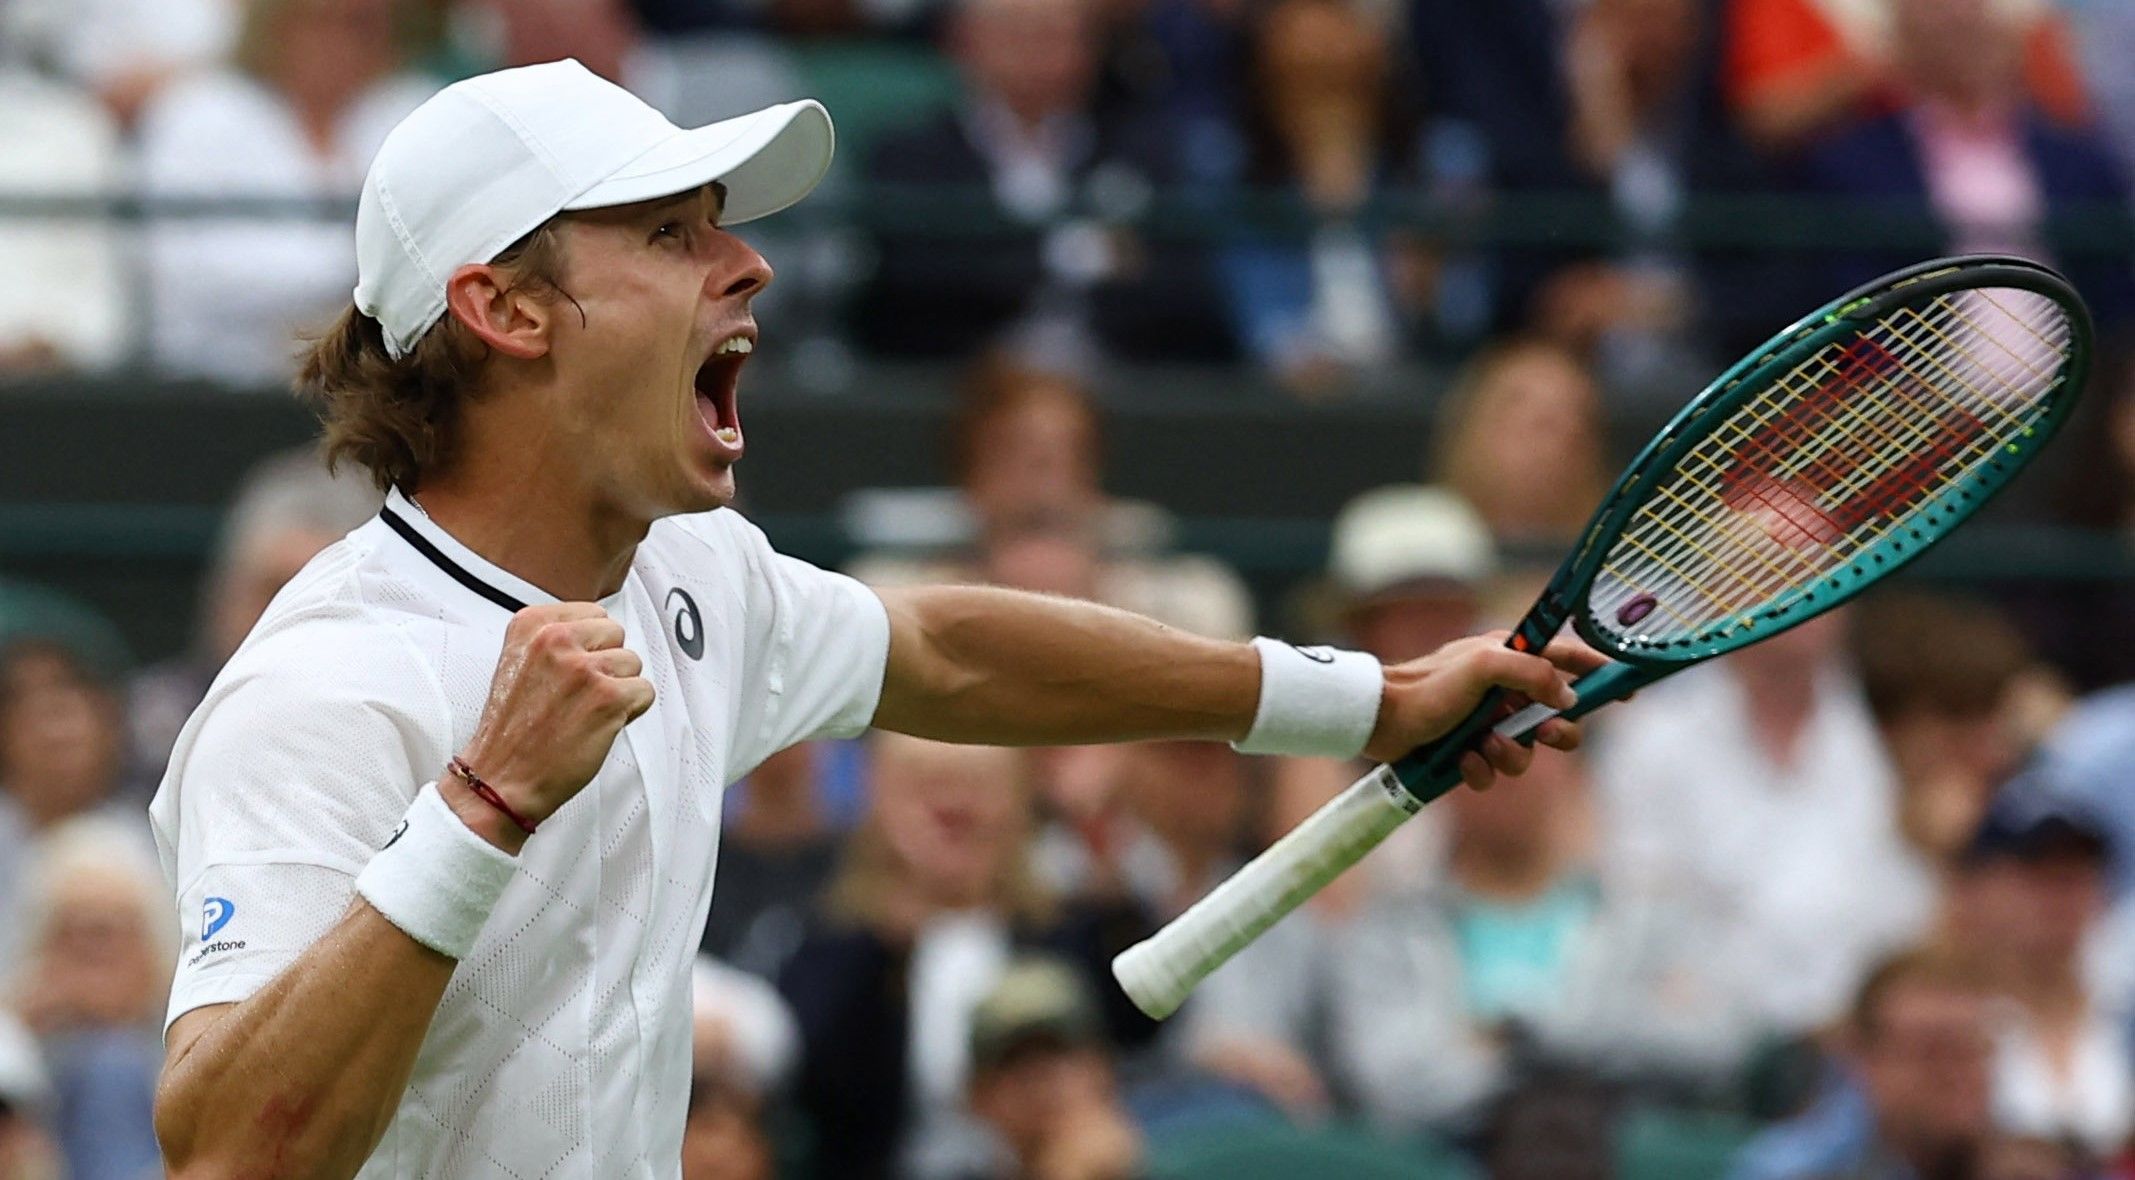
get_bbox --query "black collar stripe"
[379,506,529,613]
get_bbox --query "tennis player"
[148,59,1592,1178]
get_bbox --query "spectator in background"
[1596,613,1917,1038]
[10,818,172,1180]
[0,642,147,961]
[0,1012,60,1180]
[854,0,1232,367]
[999,517,1255,926]
[702,741,850,979]
[961,958,1143,1180]
[847,361,1253,631]
[1181,486,1493,1119]
[1330,743,1750,1136]
[1215,0,1414,394]
[1790,0,2135,325]
[1549,0,1766,395]
[681,956,798,1180]
[1108,739,1249,929]
[1089,0,1247,183]
[137,0,437,385]
[0,53,125,376]
[1729,948,1997,1180]
[1400,0,1587,338]
[779,735,1155,1180]
[2028,338,2135,694]
[1719,0,2090,153]
[1428,339,1609,562]
[680,1065,774,1180]
[129,448,381,778]
[3,0,236,125]
[955,363,1118,540]
[1853,590,2062,941]
[2069,0,2135,178]
[1946,796,2131,1160]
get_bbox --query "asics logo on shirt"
[667,588,705,660]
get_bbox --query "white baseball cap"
[355,58,835,358]
[1330,485,1496,600]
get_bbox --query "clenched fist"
[445,604,654,852]
[1361,631,1607,787]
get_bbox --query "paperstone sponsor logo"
[188,897,246,967]
[202,896,236,940]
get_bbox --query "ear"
[443,263,553,360]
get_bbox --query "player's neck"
[411,468,646,602]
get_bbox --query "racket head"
[1540,256,2091,668]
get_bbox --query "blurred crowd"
[1,0,2134,397]
[4,343,2135,1179]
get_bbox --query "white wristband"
[355,781,517,960]
[1232,637,1385,759]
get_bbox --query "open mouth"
[694,333,752,447]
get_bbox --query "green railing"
[5,502,2133,583]
[4,189,2133,254]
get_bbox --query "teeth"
[715,426,739,442]
[714,336,753,356]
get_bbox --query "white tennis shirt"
[149,487,890,1178]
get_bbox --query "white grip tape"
[1112,765,1418,1019]
[1493,701,1562,739]
[355,781,518,960]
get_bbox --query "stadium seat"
[1145,1121,1480,1180]
[788,42,960,179]
[1613,1106,1758,1180]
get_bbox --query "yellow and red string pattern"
[1590,285,2071,651]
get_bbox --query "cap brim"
[564,99,834,225]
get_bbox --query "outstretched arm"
[872,585,1591,783]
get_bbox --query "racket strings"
[1626,289,2059,616]
[1591,286,2070,649]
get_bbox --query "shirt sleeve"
[154,614,450,1031]
[728,518,890,778]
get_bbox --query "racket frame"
[1392,255,2091,804]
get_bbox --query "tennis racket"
[1113,254,2092,1019]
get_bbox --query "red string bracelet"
[448,756,539,835]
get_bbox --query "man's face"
[2011,851,2106,964]
[1859,982,1994,1153]
[0,649,120,816]
[1347,588,1480,664]
[1893,0,2020,106]
[873,740,1030,903]
[956,0,1097,126]
[543,186,770,518]
[969,1042,1112,1159]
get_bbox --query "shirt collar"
[380,486,611,613]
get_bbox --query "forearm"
[156,899,455,1178]
[874,586,1262,746]
[157,780,522,1177]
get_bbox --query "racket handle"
[1112,764,1418,1019]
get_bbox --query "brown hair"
[1848,945,1987,1042]
[1852,590,2034,724]
[1429,336,1608,539]
[947,356,1104,488]
[234,0,430,83]
[298,221,572,493]
[823,739,1056,933]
